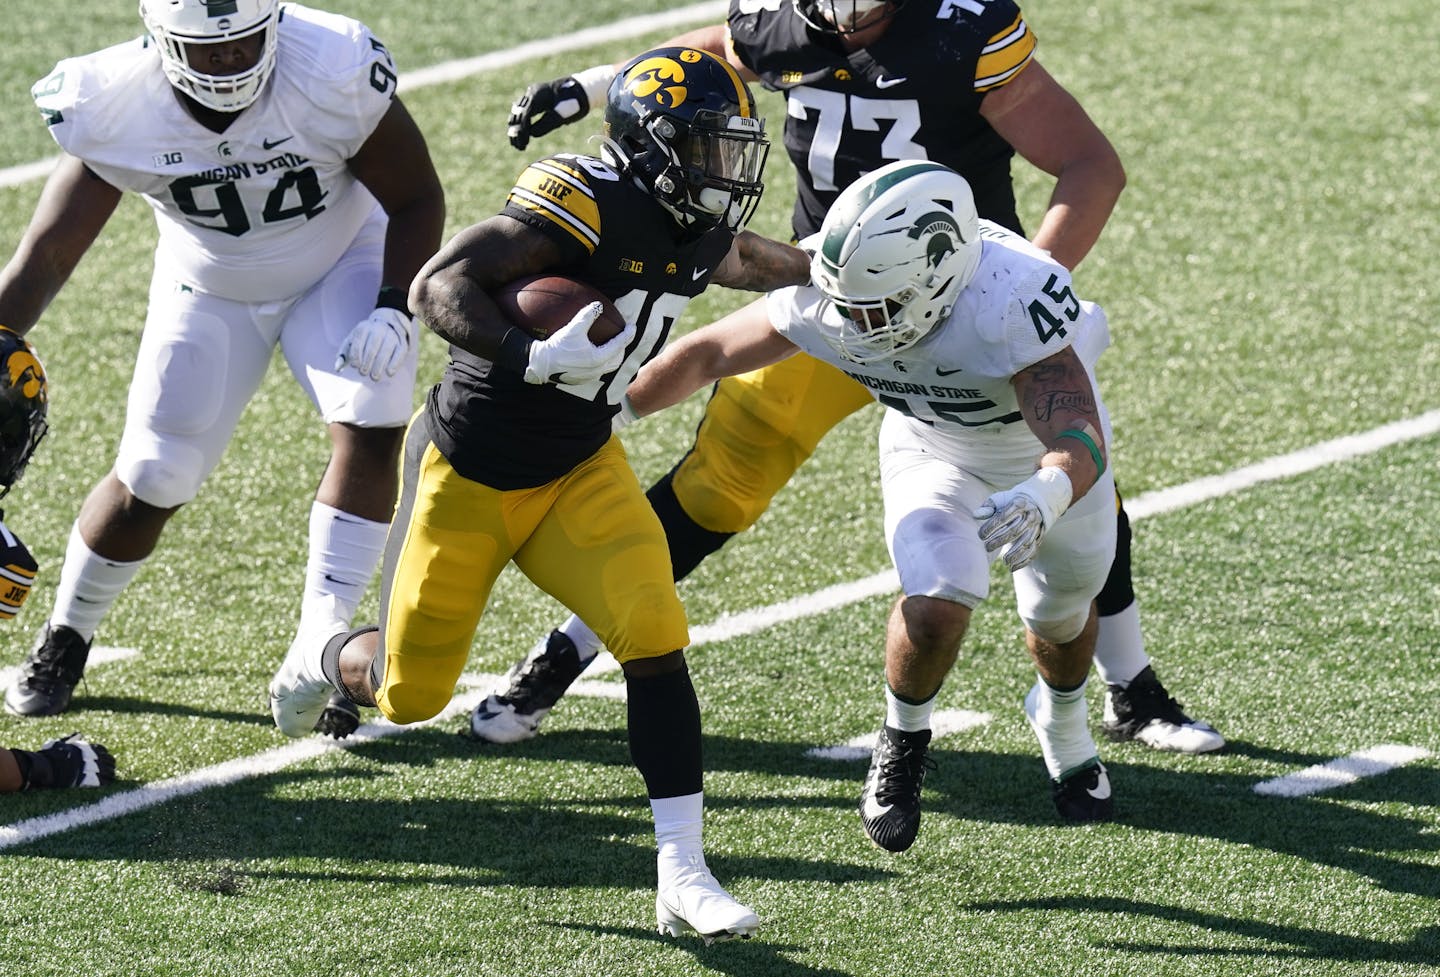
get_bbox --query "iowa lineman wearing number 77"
[618,160,1121,851]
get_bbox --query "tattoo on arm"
[1017,356,1096,425]
[713,232,810,291]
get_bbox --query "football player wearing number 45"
[621,161,1122,848]
[269,47,809,943]
[0,1,444,733]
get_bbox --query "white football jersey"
[768,221,1112,481]
[32,4,397,302]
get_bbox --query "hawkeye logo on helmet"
[622,56,692,109]
[5,349,46,403]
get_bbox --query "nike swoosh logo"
[1087,772,1112,800]
[861,791,893,820]
[692,267,710,281]
[262,136,294,150]
[935,366,964,377]
[860,771,892,819]
[875,75,907,89]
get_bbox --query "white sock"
[884,684,935,732]
[1027,675,1097,779]
[302,501,388,627]
[1092,601,1151,687]
[557,613,603,663]
[50,523,145,641]
[652,791,705,886]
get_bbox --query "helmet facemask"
[629,108,768,233]
[809,160,982,364]
[140,0,281,113]
[793,0,904,35]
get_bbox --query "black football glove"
[507,76,591,150]
[23,733,117,789]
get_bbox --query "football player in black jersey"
[491,0,1224,757]
[269,47,810,943]
[0,326,117,792]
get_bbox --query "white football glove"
[335,307,414,381]
[524,302,635,385]
[973,467,1074,572]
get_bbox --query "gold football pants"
[373,419,687,724]
[671,350,873,534]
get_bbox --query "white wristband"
[1023,466,1074,524]
[575,64,619,107]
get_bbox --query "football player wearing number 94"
[267,47,810,942]
[0,1,444,732]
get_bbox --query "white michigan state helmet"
[810,160,982,364]
[140,0,281,113]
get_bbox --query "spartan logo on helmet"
[909,211,963,272]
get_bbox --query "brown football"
[492,275,626,344]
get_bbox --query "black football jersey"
[427,154,735,490]
[727,0,1035,236]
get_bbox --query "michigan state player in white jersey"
[617,161,1122,848]
[490,0,1223,757]
[0,1,444,732]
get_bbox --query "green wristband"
[1057,428,1105,477]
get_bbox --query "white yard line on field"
[1252,746,1433,797]
[3,407,1437,849]
[805,709,993,761]
[0,2,727,191]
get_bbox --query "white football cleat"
[655,860,760,945]
[270,602,348,738]
[1101,665,1225,754]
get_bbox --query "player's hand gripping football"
[524,302,635,386]
[335,307,414,381]
[973,468,1073,572]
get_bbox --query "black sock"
[647,472,733,582]
[626,663,703,798]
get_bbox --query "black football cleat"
[858,725,935,852]
[1050,758,1114,822]
[5,621,91,717]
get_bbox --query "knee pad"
[115,444,207,509]
[1026,605,1092,645]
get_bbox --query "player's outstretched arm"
[625,297,796,419]
[711,232,811,292]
